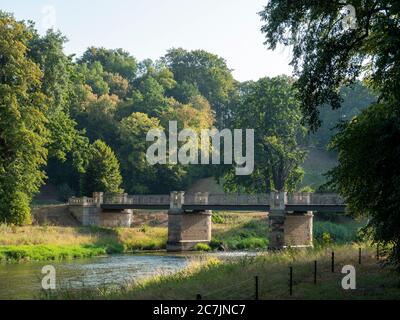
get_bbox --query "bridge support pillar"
[167,209,212,252]
[284,212,314,248]
[268,212,286,250]
[267,192,314,249]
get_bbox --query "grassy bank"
[43,244,400,300]
[0,212,364,262]
[0,224,166,263]
[211,212,269,250]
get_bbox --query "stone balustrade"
[69,192,345,208]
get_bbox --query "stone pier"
[268,192,314,250]
[166,192,212,252]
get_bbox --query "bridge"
[100,192,345,213]
[68,192,346,251]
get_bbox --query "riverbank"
[0,225,166,262]
[0,212,362,263]
[43,244,400,300]
[0,212,270,263]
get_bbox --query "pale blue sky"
[1,0,293,81]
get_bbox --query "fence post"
[255,276,259,300]
[196,294,202,300]
[289,267,293,296]
[314,261,317,284]
[359,248,362,265]
[331,252,335,273]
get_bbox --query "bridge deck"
[72,192,346,213]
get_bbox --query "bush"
[314,221,359,244]
[212,213,225,224]
[0,191,32,225]
[193,243,212,252]
[226,237,268,250]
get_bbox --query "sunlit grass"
[43,244,400,300]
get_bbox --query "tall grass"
[313,221,362,244]
[42,244,400,300]
[212,212,269,250]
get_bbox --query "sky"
[1,0,293,81]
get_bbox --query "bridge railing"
[69,192,345,207]
[103,194,170,205]
[68,197,96,206]
[286,193,345,205]
[184,193,270,206]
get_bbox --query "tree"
[260,0,400,130]
[79,47,137,83]
[118,113,162,193]
[162,48,236,126]
[81,140,122,196]
[309,81,377,148]
[260,0,400,268]
[0,12,49,224]
[328,102,400,267]
[220,76,306,193]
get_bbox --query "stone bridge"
[68,192,345,251]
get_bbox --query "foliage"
[0,13,49,225]
[313,221,360,245]
[220,76,307,192]
[260,0,400,130]
[260,0,400,269]
[162,48,236,126]
[81,140,123,196]
[193,243,212,252]
[328,102,400,267]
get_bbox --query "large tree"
[260,0,400,268]
[220,76,306,193]
[162,48,236,126]
[260,0,400,129]
[0,13,49,224]
[81,140,123,196]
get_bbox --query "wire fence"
[192,245,385,300]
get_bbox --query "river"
[0,251,258,300]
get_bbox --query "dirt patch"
[32,205,80,227]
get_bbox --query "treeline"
[0,12,375,224]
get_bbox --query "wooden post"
[331,252,335,273]
[314,261,317,284]
[289,267,293,296]
[255,276,259,300]
[359,248,362,265]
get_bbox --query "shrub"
[314,221,359,244]
[212,213,225,224]
[193,243,212,252]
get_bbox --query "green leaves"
[81,140,123,196]
[221,76,306,193]
[0,13,49,224]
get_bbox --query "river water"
[0,251,258,300]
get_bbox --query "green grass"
[0,224,164,263]
[42,244,400,300]
[212,212,269,250]
[314,220,362,244]
[0,245,113,263]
